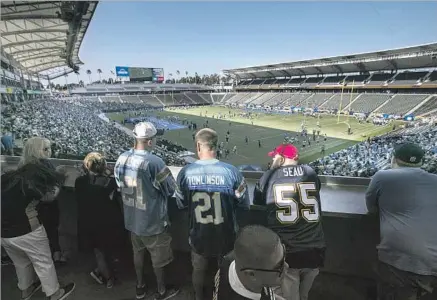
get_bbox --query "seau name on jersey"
[283,166,304,177]
[187,175,226,186]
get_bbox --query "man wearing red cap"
[253,144,326,300]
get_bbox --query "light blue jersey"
[115,149,176,236]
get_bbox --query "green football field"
[108,106,396,167]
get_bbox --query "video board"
[114,66,164,83]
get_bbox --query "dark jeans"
[376,261,437,300]
[38,201,61,254]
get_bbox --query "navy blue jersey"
[176,159,250,257]
[253,165,326,255]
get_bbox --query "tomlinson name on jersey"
[187,175,226,186]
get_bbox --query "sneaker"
[136,284,146,299]
[90,271,104,285]
[51,283,75,300]
[154,285,180,300]
[22,280,41,300]
[106,278,114,289]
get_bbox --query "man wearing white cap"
[114,122,180,300]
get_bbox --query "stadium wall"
[1,155,378,280]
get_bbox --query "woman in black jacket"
[19,137,65,264]
[75,152,124,288]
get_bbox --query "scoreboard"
[115,66,164,83]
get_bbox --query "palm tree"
[176,70,180,83]
[86,70,92,84]
[97,69,102,82]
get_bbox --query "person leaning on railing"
[1,162,75,300]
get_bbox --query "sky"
[58,1,437,84]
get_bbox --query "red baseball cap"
[268,144,299,159]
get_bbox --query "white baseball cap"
[132,122,163,139]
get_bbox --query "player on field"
[176,128,250,300]
[253,144,326,300]
[114,122,180,300]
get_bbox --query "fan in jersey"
[213,225,286,300]
[176,128,250,300]
[253,144,326,300]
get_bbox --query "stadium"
[1,1,437,300]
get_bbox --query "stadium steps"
[406,94,437,116]
[183,93,201,105]
[316,94,336,109]
[97,97,103,103]
[371,95,395,114]
[154,95,166,107]
[342,93,363,111]
[244,93,265,105]
[183,93,197,104]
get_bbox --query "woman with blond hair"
[20,137,65,264]
[75,152,123,288]
[1,162,75,300]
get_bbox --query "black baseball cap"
[393,143,424,165]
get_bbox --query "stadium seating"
[390,71,428,85]
[101,96,121,103]
[305,93,332,108]
[319,75,346,86]
[347,93,392,114]
[366,73,394,86]
[344,74,371,85]
[321,93,359,110]
[210,93,226,103]
[377,94,429,115]
[301,76,324,88]
[422,70,437,86]
[120,95,140,103]
[411,95,437,116]
[138,95,163,107]
[220,93,236,103]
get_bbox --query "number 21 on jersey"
[273,182,320,224]
[192,192,224,225]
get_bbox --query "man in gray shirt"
[366,143,437,300]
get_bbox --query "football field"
[108,106,395,167]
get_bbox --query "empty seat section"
[121,95,140,103]
[264,93,291,106]
[344,74,370,84]
[301,77,324,88]
[348,94,391,114]
[322,93,358,110]
[251,79,265,85]
[226,93,250,104]
[263,79,276,84]
[378,94,429,115]
[221,93,236,103]
[210,94,225,103]
[101,96,120,102]
[173,94,191,105]
[184,93,204,104]
[156,94,174,105]
[276,78,291,85]
[198,93,213,103]
[367,73,394,85]
[138,95,163,107]
[391,71,428,85]
[412,96,437,116]
[320,75,346,86]
[286,78,304,86]
[250,93,276,105]
[305,93,331,108]
[422,71,437,85]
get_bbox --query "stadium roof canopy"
[1,1,98,80]
[223,43,437,80]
